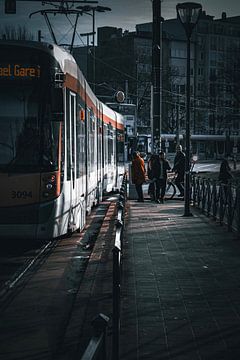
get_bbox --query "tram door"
[68,92,77,227]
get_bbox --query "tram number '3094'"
[11,191,33,199]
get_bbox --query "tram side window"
[71,94,76,183]
[108,126,113,165]
[91,114,95,167]
[76,105,81,178]
[104,124,108,168]
[98,118,102,169]
[80,118,85,176]
[61,120,65,176]
[76,102,85,177]
[66,92,71,180]
[87,109,91,173]
[117,130,124,162]
[92,115,97,169]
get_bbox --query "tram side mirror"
[51,88,64,122]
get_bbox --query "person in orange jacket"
[131,151,146,202]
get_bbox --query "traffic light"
[5,0,16,14]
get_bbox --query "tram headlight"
[40,172,60,202]
[46,183,53,190]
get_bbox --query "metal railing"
[81,314,109,360]
[80,173,127,360]
[112,172,127,360]
[191,175,240,233]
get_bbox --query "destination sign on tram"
[0,64,41,79]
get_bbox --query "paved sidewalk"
[120,199,240,360]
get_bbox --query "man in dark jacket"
[151,151,171,203]
[173,144,185,197]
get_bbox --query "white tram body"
[0,41,125,240]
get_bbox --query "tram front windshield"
[0,45,62,173]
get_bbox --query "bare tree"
[0,25,34,40]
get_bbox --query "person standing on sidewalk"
[218,158,233,200]
[173,144,185,197]
[131,151,146,202]
[147,154,157,201]
[151,151,171,203]
[218,158,233,185]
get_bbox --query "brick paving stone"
[120,199,240,360]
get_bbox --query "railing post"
[227,184,233,231]
[197,177,201,208]
[219,184,225,225]
[236,185,240,233]
[80,313,109,360]
[201,178,206,213]
[212,180,217,220]
[111,173,127,360]
[112,223,122,360]
[192,175,196,205]
[206,179,211,216]
[112,172,127,360]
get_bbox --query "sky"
[0,0,240,45]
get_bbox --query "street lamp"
[176,2,202,217]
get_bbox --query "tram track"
[0,198,115,314]
[0,238,60,311]
[0,199,116,360]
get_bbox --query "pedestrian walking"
[173,144,185,197]
[147,154,157,201]
[131,151,146,202]
[151,151,171,203]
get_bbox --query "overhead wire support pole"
[70,12,80,53]
[80,31,96,79]
[92,8,96,93]
[77,5,111,93]
[42,12,58,44]
[152,0,163,154]
[29,8,84,48]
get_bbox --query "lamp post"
[176,2,202,217]
[152,0,164,154]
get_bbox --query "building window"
[218,36,225,51]
[210,36,217,50]
[180,85,185,94]
[226,85,231,93]
[210,67,217,79]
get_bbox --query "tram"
[0,40,125,240]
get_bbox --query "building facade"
[73,12,240,157]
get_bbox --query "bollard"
[212,180,217,220]
[236,185,240,233]
[227,184,233,231]
[219,184,225,225]
[206,179,211,216]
